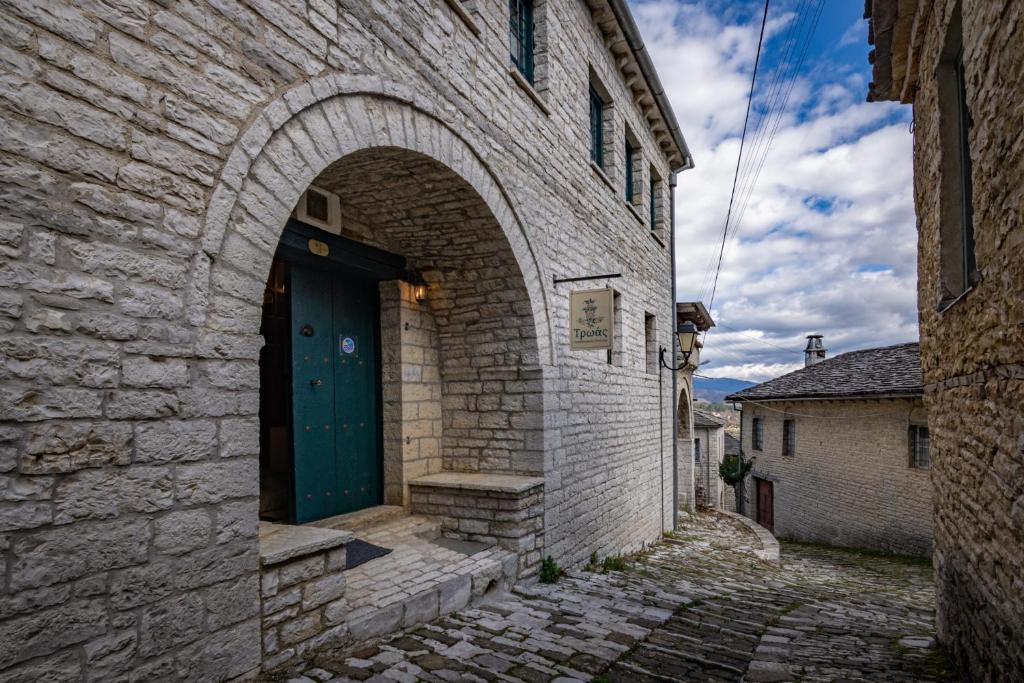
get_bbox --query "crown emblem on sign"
[577,298,604,329]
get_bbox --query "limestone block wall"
[409,473,544,579]
[694,425,725,509]
[260,545,348,671]
[902,0,1024,675]
[380,280,444,506]
[739,399,933,556]
[0,0,682,677]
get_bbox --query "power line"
[705,0,771,317]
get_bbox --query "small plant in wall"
[539,556,564,584]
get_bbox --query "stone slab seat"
[408,472,546,579]
[408,472,545,494]
[258,521,353,566]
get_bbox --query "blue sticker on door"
[340,336,356,355]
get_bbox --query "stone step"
[307,504,407,534]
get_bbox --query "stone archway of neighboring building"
[678,382,695,510]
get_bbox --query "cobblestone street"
[273,512,953,682]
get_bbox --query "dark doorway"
[756,478,774,533]
[259,221,405,524]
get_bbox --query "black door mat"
[345,539,392,570]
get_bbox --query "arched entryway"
[258,145,544,522]
[189,85,551,522]
[677,383,695,510]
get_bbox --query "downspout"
[669,172,679,529]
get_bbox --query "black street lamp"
[660,320,699,371]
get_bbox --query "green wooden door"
[290,265,380,523]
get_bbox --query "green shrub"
[601,555,628,572]
[539,556,563,583]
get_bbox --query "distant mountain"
[692,377,756,403]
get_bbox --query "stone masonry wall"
[408,477,544,579]
[739,398,933,557]
[380,280,443,506]
[260,545,347,671]
[901,0,1024,676]
[0,0,681,677]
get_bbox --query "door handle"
[310,379,322,387]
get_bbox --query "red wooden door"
[756,479,774,533]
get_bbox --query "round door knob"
[310,379,322,386]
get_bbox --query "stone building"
[0,0,693,678]
[692,409,726,510]
[865,0,1024,677]
[728,341,933,557]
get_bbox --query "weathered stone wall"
[738,398,933,557]
[693,424,725,509]
[260,543,347,670]
[900,0,1024,676]
[0,0,682,677]
[409,473,545,578]
[380,280,443,506]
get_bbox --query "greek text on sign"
[570,288,614,351]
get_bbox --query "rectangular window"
[649,174,657,227]
[644,312,657,374]
[954,49,976,283]
[752,417,763,451]
[695,437,702,463]
[936,6,976,307]
[909,425,930,469]
[509,0,534,83]
[624,136,634,202]
[589,85,604,168]
[782,419,796,457]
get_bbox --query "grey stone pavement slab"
[264,512,954,682]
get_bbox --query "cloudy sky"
[631,0,919,382]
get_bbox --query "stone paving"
[267,512,954,682]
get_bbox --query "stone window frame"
[752,416,764,451]
[782,418,796,457]
[588,68,617,185]
[624,126,642,205]
[508,0,535,83]
[908,424,931,469]
[649,164,668,244]
[935,3,979,311]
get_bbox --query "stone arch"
[189,76,553,366]
[677,381,695,509]
[190,80,550,484]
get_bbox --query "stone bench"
[257,522,352,670]
[408,472,545,579]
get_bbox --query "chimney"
[804,334,827,367]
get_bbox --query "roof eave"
[606,0,694,172]
[726,390,924,403]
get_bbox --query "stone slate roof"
[726,342,922,402]
[724,433,740,456]
[693,410,726,428]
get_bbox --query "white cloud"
[634,1,918,382]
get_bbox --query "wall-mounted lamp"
[659,320,700,371]
[407,270,428,305]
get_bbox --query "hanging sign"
[570,288,614,351]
